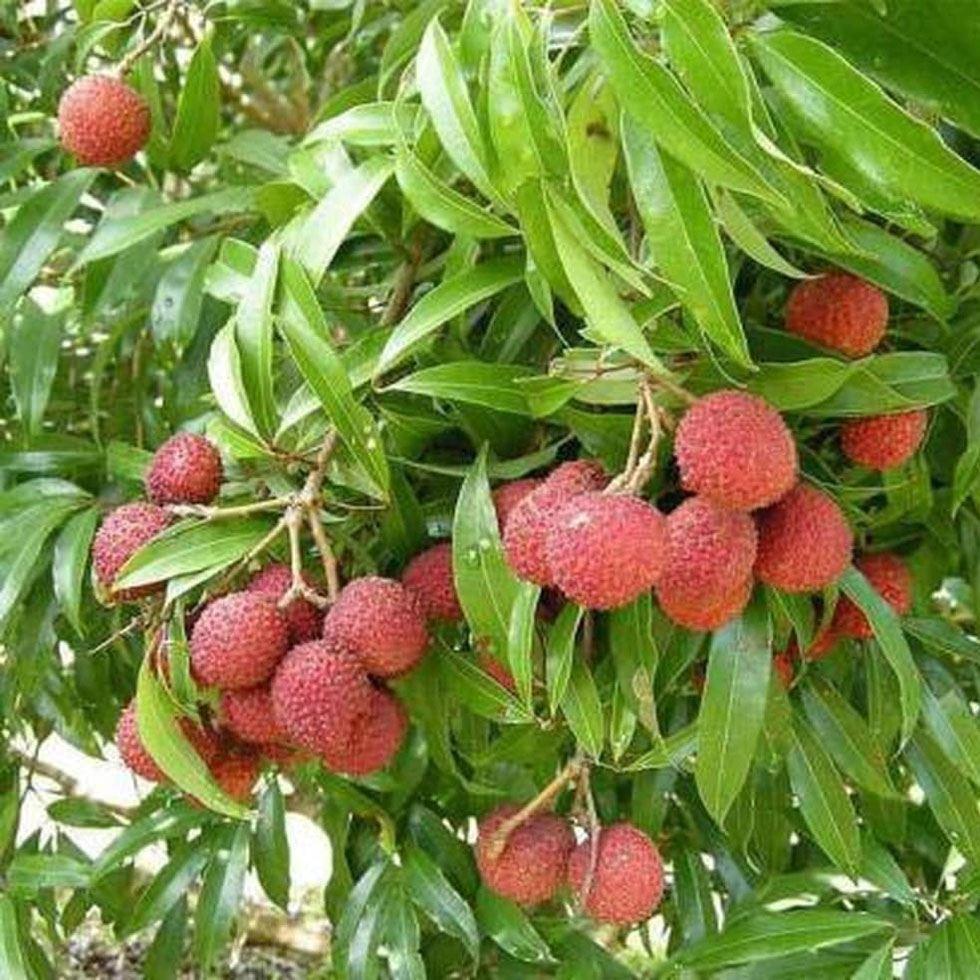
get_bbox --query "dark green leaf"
[559,657,604,759]
[475,887,553,964]
[253,780,290,910]
[169,33,220,170]
[193,823,250,972]
[404,846,479,961]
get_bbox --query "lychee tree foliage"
[4,0,980,976]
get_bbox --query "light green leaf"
[194,823,250,972]
[169,33,220,170]
[475,887,554,964]
[404,846,479,961]
[8,298,62,438]
[387,361,533,415]
[0,895,31,980]
[52,506,98,636]
[716,191,808,279]
[559,657,604,759]
[546,604,584,713]
[253,781,290,910]
[207,321,262,440]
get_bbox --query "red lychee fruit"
[145,432,223,506]
[674,391,797,511]
[492,478,542,532]
[773,652,794,689]
[655,497,757,629]
[832,552,912,639]
[58,75,151,168]
[479,652,516,693]
[545,492,667,609]
[401,543,462,622]
[115,701,165,783]
[92,502,171,601]
[841,410,927,471]
[220,685,292,746]
[503,461,607,586]
[319,687,408,776]
[190,592,288,689]
[247,563,323,643]
[786,271,888,358]
[323,577,429,678]
[754,484,852,592]
[567,822,664,924]
[270,637,374,755]
[207,746,261,804]
[476,804,575,906]
[659,574,753,632]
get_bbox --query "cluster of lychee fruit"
[475,804,663,925]
[96,432,429,805]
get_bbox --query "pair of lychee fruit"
[475,804,663,924]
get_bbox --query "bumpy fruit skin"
[503,461,607,586]
[655,497,757,628]
[479,652,516,693]
[773,652,794,690]
[675,391,797,511]
[208,747,261,804]
[323,577,429,678]
[116,702,165,783]
[832,552,912,639]
[660,574,752,632]
[220,685,291,746]
[271,637,374,755]
[190,592,288,689]
[401,543,462,622]
[476,804,575,906]
[546,492,667,609]
[247,563,323,643]
[492,479,542,532]
[567,823,664,924]
[319,687,408,776]
[145,432,223,505]
[58,76,151,167]
[786,272,888,357]
[92,502,171,601]
[841,410,927,471]
[754,484,853,592]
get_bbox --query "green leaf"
[750,29,980,223]
[507,582,539,707]
[169,33,220,170]
[194,823,250,972]
[151,237,219,347]
[671,909,893,971]
[860,832,916,907]
[452,447,526,655]
[384,893,426,980]
[253,780,290,910]
[904,617,980,664]
[716,191,808,279]
[279,259,389,498]
[416,19,502,207]
[306,102,420,147]
[559,657,604,759]
[144,898,188,980]
[91,805,207,880]
[290,156,394,284]
[388,361,533,416]
[377,255,523,374]
[0,169,95,312]
[787,716,862,875]
[622,114,751,367]
[801,676,898,798]
[52,506,98,636]
[7,852,91,892]
[851,940,894,980]
[626,722,699,771]
[395,145,515,239]
[921,684,980,788]
[234,238,279,439]
[590,0,780,203]
[76,187,254,266]
[123,841,211,937]
[475,887,554,964]
[47,798,120,829]
[546,604,584,713]
[906,729,980,864]
[439,649,531,724]
[207,321,261,439]
[0,896,30,980]
[8,298,63,438]
[404,846,479,961]
[695,600,771,825]
[115,517,274,592]
[135,662,249,819]
[840,565,920,743]
[673,850,718,945]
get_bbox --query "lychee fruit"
[545,492,667,609]
[115,701,166,783]
[476,804,575,906]
[323,577,429,678]
[319,687,408,776]
[567,822,664,924]
[58,75,151,168]
[247,563,323,643]
[754,484,852,592]
[220,685,292,746]
[190,592,288,689]
[92,502,171,601]
[832,552,912,639]
[479,652,516,693]
[503,461,607,586]
[659,573,752,632]
[655,497,757,628]
[270,637,374,755]
[786,271,888,358]
[772,651,794,689]
[841,410,927,471]
[145,432,223,506]
[401,543,462,622]
[674,391,797,511]
[207,746,261,804]
[492,478,542,532]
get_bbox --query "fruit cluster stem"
[606,375,666,495]
[575,765,602,915]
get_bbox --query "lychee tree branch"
[575,764,602,915]
[167,498,289,520]
[307,509,340,603]
[117,0,181,77]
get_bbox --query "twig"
[166,498,288,520]
[307,510,340,603]
[280,509,329,610]
[84,617,141,656]
[380,236,425,328]
[576,767,602,915]
[488,757,584,862]
[117,0,180,76]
